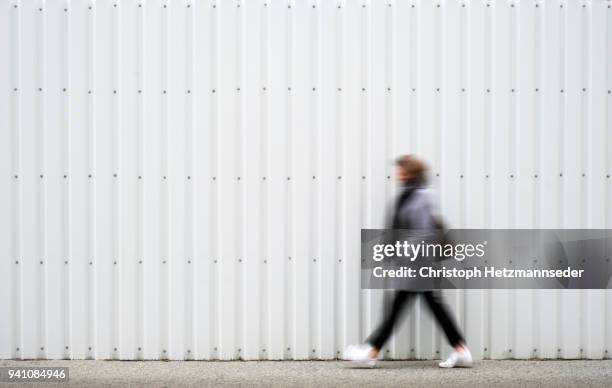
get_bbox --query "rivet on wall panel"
[138,4,142,8]
[89,261,93,265]
[362,87,366,91]
[39,7,42,11]
[187,90,192,94]
[559,173,563,177]
[288,4,291,9]
[312,176,316,179]
[561,89,564,93]
[63,88,67,92]
[13,88,17,91]
[163,176,167,180]
[237,176,241,180]
[362,176,366,179]
[163,90,167,94]
[64,260,68,264]
[65,346,69,350]
[214,259,218,263]
[238,259,242,263]
[138,260,142,264]
[534,174,538,178]
[138,175,142,179]
[187,260,191,264]
[88,6,92,10]
[15,260,18,264]
[138,90,142,94]
[113,261,117,265]
[212,89,216,93]
[288,87,292,91]
[40,174,44,178]
[582,88,587,92]
[88,90,92,94]
[14,175,18,179]
[88,174,92,178]
[113,173,117,177]
[287,177,291,180]
[64,175,67,178]
[38,87,42,91]
[535,88,539,92]
[213,176,216,180]
[338,87,342,91]
[40,260,43,264]
[162,260,167,264]
[262,176,266,180]
[114,4,118,8]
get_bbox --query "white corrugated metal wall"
[0,0,611,361]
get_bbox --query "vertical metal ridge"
[235,0,244,360]
[260,0,269,360]
[160,0,170,360]
[184,0,195,361]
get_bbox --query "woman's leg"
[422,291,465,348]
[366,291,416,351]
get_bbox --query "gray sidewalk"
[1,359,611,387]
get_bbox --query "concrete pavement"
[1,359,611,387]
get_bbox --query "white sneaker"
[343,344,377,367]
[438,347,473,368]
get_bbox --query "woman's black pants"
[366,291,465,350]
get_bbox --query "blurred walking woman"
[344,155,472,368]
